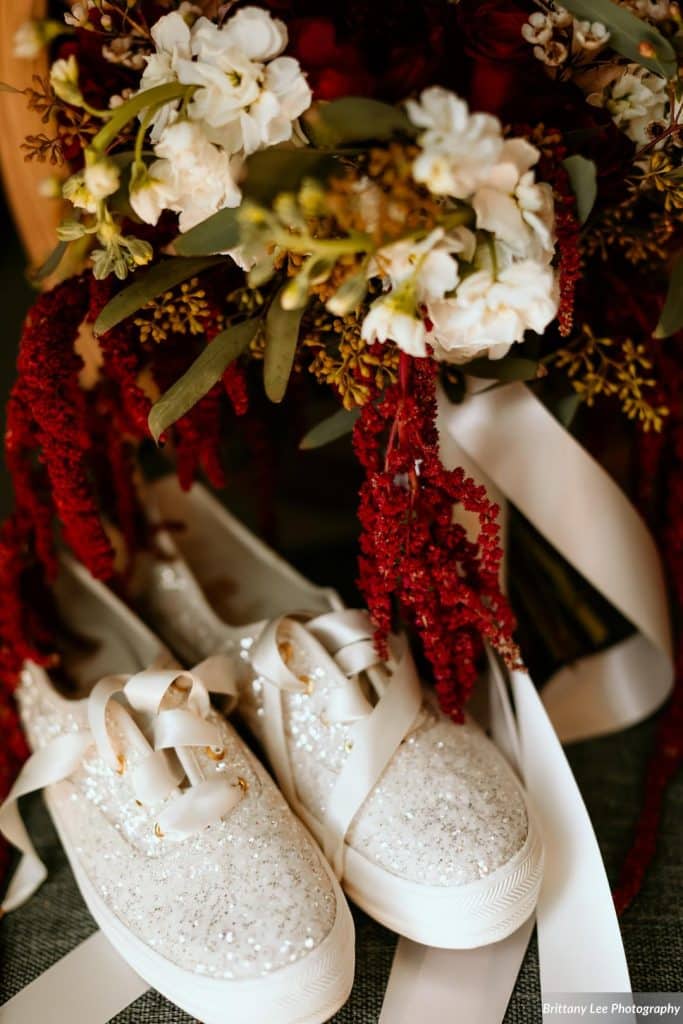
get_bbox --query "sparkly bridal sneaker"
[0,557,355,1024]
[137,477,544,949]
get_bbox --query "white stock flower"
[428,259,558,362]
[407,87,504,198]
[588,64,669,145]
[84,159,120,201]
[138,7,311,155]
[359,228,477,357]
[13,21,44,59]
[131,120,241,232]
[473,139,555,261]
[361,294,429,358]
[372,228,463,300]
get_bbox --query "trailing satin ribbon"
[437,380,674,741]
[379,382,664,1024]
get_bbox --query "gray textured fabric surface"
[1,711,681,1022]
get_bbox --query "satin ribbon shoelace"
[249,609,424,879]
[0,654,244,914]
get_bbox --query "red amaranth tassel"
[354,353,518,718]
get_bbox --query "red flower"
[456,0,548,117]
[289,18,375,99]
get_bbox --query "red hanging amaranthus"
[354,353,518,718]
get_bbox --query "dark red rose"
[456,0,545,117]
[289,18,375,99]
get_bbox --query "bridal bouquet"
[2,0,683,899]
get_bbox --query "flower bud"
[50,55,83,106]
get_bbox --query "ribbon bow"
[0,654,243,914]
[249,609,423,878]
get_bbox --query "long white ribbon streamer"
[379,918,535,1024]
[0,931,149,1024]
[438,380,674,741]
[381,381,667,1023]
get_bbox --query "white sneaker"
[136,477,544,949]
[0,557,355,1024]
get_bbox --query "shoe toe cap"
[346,716,529,887]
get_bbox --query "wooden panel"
[0,0,62,269]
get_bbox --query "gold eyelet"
[115,754,126,775]
[234,776,249,794]
[299,674,315,696]
[206,745,225,761]
[278,641,293,664]
[154,823,164,839]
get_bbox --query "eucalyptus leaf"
[464,356,539,381]
[302,98,415,148]
[264,289,305,403]
[654,252,683,338]
[173,207,241,257]
[148,317,259,441]
[560,0,677,78]
[300,407,360,450]
[550,391,583,430]
[243,148,341,204]
[94,256,223,334]
[29,240,70,284]
[563,155,597,224]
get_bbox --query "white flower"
[361,294,429,358]
[138,7,311,155]
[372,228,466,301]
[49,55,82,106]
[588,64,669,145]
[573,20,610,54]
[38,175,63,199]
[84,159,120,201]
[359,228,477,357]
[472,139,555,261]
[62,171,96,213]
[131,120,241,232]
[64,3,91,29]
[13,21,44,59]
[407,87,504,198]
[427,260,558,363]
[130,163,178,225]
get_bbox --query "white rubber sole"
[297,801,543,949]
[44,787,356,1024]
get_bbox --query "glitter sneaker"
[137,476,544,949]
[0,556,355,1024]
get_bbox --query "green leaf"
[654,252,683,338]
[94,256,223,334]
[29,240,70,284]
[550,391,583,429]
[173,207,241,257]
[563,155,597,224]
[464,356,539,381]
[242,148,341,204]
[0,81,22,94]
[560,0,677,78]
[302,97,415,148]
[148,317,259,442]
[300,407,360,450]
[263,289,305,403]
